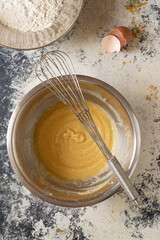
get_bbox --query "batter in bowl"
[34,101,117,181]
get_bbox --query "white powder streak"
[0,0,63,32]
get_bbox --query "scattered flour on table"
[0,0,64,32]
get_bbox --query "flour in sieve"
[0,0,64,32]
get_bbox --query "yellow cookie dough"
[34,101,115,181]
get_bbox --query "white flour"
[0,0,64,32]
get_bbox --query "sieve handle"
[108,156,140,206]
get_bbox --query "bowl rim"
[7,75,141,207]
[0,0,84,50]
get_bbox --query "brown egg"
[102,35,121,53]
[110,26,132,47]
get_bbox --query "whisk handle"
[108,156,140,206]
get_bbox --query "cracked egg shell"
[110,26,132,47]
[102,35,121,53]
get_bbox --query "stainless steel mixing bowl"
[7,75,141,207]
[0,0,83,50]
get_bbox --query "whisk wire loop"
[36,50,113,160]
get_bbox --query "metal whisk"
[36,50,140,206]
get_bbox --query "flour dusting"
[0,0,64,32]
